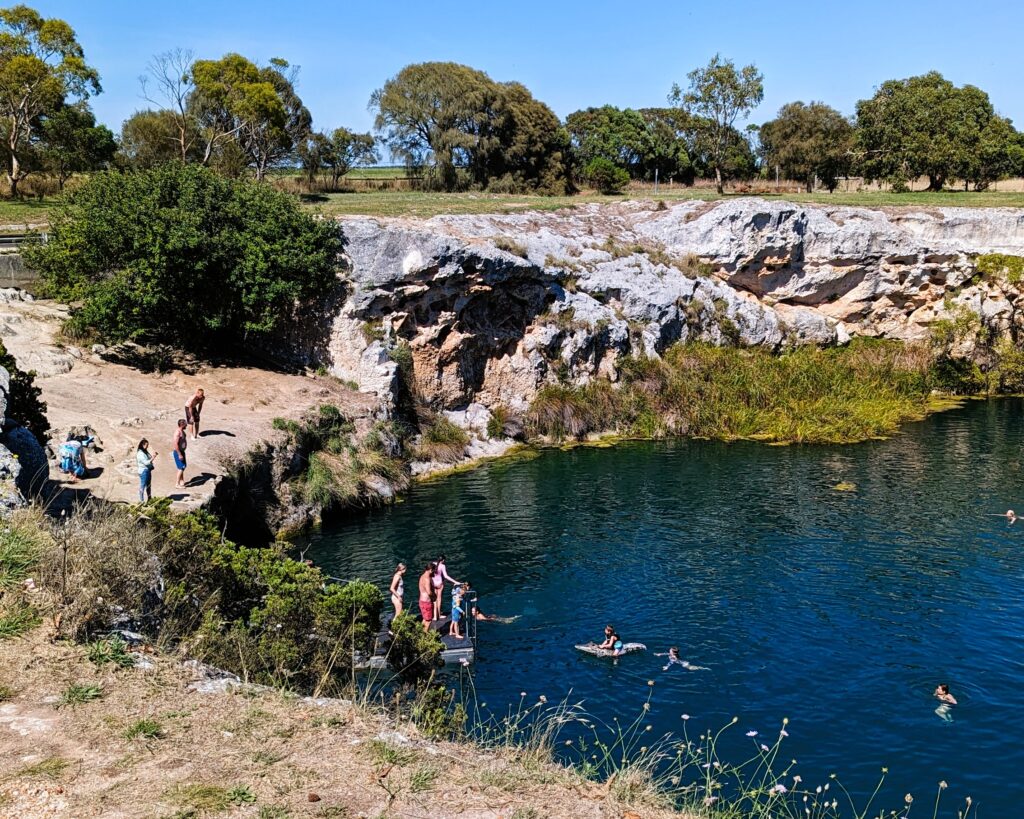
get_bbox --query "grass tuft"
[415,416,469,463]
[164,783,231,813]
[124,718,164,740]
[58,683,103,708]
[17,756,70,779]
[87,636,135,669]
[0,603,39,639]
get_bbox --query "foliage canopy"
[855,72,1020,191]
[371,61,570,194]
[760,101,854,192]
[24,163,343,349]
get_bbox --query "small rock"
[90,344,106,354]
[307,793,321,802]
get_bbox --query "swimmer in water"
[934,683,957,722]
[1007,510,1018,525]
[655,646,709,671]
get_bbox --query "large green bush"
[23,164,343,349]
[584,157,630,194]
[33,501,382,694]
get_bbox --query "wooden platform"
[360,603,478,671]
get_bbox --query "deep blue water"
[307,399,1024,816]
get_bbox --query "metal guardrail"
[0,233,46,247]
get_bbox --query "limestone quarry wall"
[318,199,1024,415]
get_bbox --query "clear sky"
[28,0,1024,148]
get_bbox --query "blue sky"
[30,0,1024,148]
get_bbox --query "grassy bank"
[7,185,1024,226]
[525,340,956,445]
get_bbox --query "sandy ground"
[0,627,676,819]
[0,295,375,510]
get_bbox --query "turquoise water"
[307,399,1024,815]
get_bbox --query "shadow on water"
[307,399,1024,814]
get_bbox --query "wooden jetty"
[360,593,479,671]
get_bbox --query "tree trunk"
[927,174,945,192]
[715,165,723,195]
[805,178,813,193]
[7,149,20,198]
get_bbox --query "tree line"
[3,3,1024,199]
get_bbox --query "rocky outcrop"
[1,365,48,513]
[320,199,1024,416]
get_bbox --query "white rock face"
[321,199,1024,416]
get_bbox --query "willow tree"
[0,4,100,196]
[670,54,763,194]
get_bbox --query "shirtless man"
[185,388,205,441]
[418,562,436,632]
[173,419,188,488]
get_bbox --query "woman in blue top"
[136,438,156,501]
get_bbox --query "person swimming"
[934,683,957,722]
[655,646,709,671]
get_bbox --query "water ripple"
[308,400,1024,814]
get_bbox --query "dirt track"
[0,295,374,509]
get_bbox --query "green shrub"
[193,539,383,692]
[386,612,443,681]
[416,416,469,463]
[32,501,383,695]
[23,164,343,350]
[585,157,630,194]
[0,340,48,445]
[412,684,467,741]
[487,406,509,439]
[976,253,1024,285]
[996,339,1024,393]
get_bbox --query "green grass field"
[5,185,1024,228]
[303,186,1024,219]
[0,197,56,228]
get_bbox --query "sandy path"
[0,295,375,509]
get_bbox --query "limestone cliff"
[319,199,1024,420]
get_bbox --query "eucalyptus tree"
[39,103,115,189]
[669,54,763,193]
[855,72,1018,191]
[371,61,568,193]
[0,4,101,196]
[760,101,853,192]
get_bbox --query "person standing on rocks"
[389,562,407,621]
[419,562,436,632]
[136,438,156,501]
[185,388,205,440]
[172,419,188,488]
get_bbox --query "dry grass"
[0,625,688,818]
